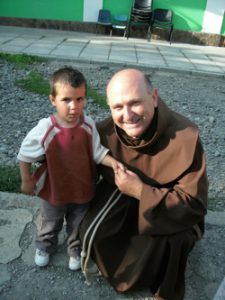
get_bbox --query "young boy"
[17,66,124,271]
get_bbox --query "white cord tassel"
[81,188,121,285]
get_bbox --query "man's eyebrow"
[129,98,142,102]
[111,98,142,106]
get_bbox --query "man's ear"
[152,88,158,108]
[49,95,56,106]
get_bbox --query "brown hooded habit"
[79,98,208,300]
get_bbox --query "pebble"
[0,59,224,211]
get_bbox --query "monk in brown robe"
[79,69,208,300]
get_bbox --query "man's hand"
[114,168,143,200]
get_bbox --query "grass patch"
[16,70,108,108]
[1,52,108,107]
[0,165,21,193]
[16,71,50,95]
[87,85,108,109]
[0,52,46,68]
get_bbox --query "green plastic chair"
[111,15,128,37]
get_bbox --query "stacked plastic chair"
[149,9,174,44]
[126,0,153,41]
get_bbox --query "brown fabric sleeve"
[138,139,208,235]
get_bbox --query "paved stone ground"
[0,191,225,300]
[1,26,225,76]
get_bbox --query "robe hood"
[98,98,199,186]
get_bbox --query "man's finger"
[125,169,136,176]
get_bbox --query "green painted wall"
[104,0,132,18]
[0,0,213,33]
[152,0,207,32]
[0,0,83,21]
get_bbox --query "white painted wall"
[202,0,225,34]
[83,0,103,22]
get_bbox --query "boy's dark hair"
[50,66,87,97]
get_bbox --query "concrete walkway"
[0,25,225,77]
[0,25,225,300]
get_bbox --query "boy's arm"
[101,154,125,172]
[19,161,36,195]
[17,117,51,195]
[88,117,125,171]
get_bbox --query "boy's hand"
[111,160,126,173]
[21,178,36,195]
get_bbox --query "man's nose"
[123,106,132,120]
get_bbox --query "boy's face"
[49,83,86,127]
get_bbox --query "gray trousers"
[36,199,89,257]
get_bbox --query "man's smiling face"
[107,69,158,138]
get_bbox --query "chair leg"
[169,28,173,45]
[126,20,131,39]
[126,30,129,39]
[148,26,153,42]
[105,26,111,36]
[147,26,151,42]
[149,22,154,42]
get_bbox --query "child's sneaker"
[35,249,50,267]
[69,256,81,271]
